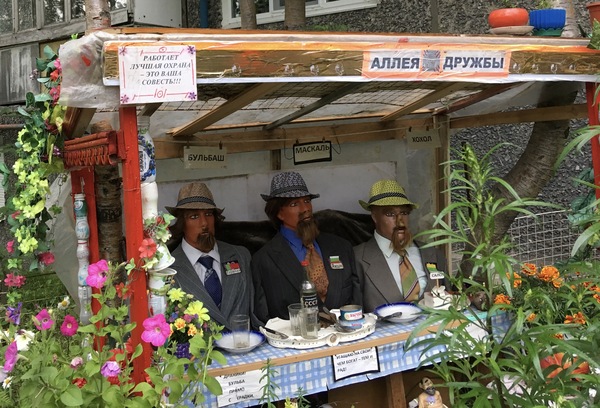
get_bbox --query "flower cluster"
[494,262,600,334]
[139,212,175,270]
[0,259,225,406]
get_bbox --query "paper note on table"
[332,347,380,381]
[216,370,263,407]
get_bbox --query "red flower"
[115,282,132,300]
[139,238,157,259]
[38,251,55,266]
[72,377,87,388]
[4,274,26,288]
[5,241,14,254]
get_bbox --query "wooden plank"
[63,107,97,139]
[386,372,407,408]
[169,82,285,137]
[436,83,520,115]
[381,83,467,122]
[450,103,588,129]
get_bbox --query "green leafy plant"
[0,259,225,407]
[258,359,280,407]
[407,142,600,407]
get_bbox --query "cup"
[288,303,303,336]
[300,308,319,339]
[231,314,250,348]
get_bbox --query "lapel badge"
[329,256,344,269]
[223,261,242,275]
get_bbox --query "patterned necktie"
[304,243,329,301]
[399,251,420,302]
[198,256,222,307]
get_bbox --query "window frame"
[221,0,379,29]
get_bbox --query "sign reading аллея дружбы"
[117,45,197,104]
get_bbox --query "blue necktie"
[198,256,222,307]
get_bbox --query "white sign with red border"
[118,45,197,104]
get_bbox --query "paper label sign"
[184,146,227,169]
[332,347,380,381]
[406,129,440,149]
[430,271,445,280]
[293,141,332,164]
[216,370,263,407]
[118,45,197,104]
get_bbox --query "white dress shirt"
[182,238,222,282]
[373,231,427,296]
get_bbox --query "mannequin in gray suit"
[167,182,256,331]
[354,180,448,313]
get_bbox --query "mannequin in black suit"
[252,172,361,322]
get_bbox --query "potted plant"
[529,0,566,36]
[587,2,600,26]
[488,1,530,29]
[406,142,600,407]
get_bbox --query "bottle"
[78,286,91,325]
[300,260,318,309]
[137,116,156,183]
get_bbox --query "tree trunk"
[284,0,306,31]
[85,0,111,33]
[558,0,579,38]
[239,0,257,29]
[490,82,580,245]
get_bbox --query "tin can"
[339,304,364,329]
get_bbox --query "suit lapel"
[217,242,244,321]
[362,238,403,303]
[268,234,304,291]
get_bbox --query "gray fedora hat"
[261,171,320,201]
[165,182,223,215]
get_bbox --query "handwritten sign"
[430,271,445,280]
[118,45,197,104]
[332,347,380,381]
[216,370,263,407]
[184,146,227,169]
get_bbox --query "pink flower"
[53,58,61,71]
[38,251,55,266]
[86,260,109,289]
[4,274,26,288]
[60,315,78,337]
[10,211,19,220]
[139,238,157,259]
[100,361,121,378]
[70,356,84,369]
[141,314,170,347]
[5,241,14,254]
[3,342,17,372]
[33,309,54,331]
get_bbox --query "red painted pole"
[585,82,600,200]
[119,106,152,382]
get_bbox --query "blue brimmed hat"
[261,171,320,201]
[359,180,418,210]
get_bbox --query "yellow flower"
[509,272,522,288]
[539,266,559,283]
[521,263,537,276]
[184,301,209,321]
[564,312,586,325]
[526,313,536,322]
[187,324,198,337]
[167,288,185,303]
[494,294,511,305]
[173,318,186,330]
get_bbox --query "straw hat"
[359,180,418,210]
[165,182,223,215]
[260,171,320,201]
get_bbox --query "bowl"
[374,302,422,323]
[215,330,265,354]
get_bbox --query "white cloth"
[181,239,222,282]
[373,231,427,296]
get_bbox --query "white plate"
[418,294,470,311]
[215,331,265,354]
[262,315,376,349]
[489,25,533,35]
[373,302,422,323]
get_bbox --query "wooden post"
[585,83,600,200]
[119,106,152,382]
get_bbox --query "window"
[222,0,379,29]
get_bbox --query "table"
[192,312,511,407]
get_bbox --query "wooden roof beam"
[434,83,521,116]
[380,82,468,122]
[263,82,365,131]
[168,82,285,137]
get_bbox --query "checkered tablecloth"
[187,312,511,407]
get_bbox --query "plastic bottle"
[300,260,318,309]
[78,286,91,325]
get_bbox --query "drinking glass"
[288,303,303,336]
[231,314,250,348]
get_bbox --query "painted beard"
[195,231,216,253]
[297,214,320,247]
[391,225,412,254]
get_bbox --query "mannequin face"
[182,209,216,252]
[277,196,313,231]
[371,205,412,241]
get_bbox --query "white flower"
[2,377,12,389]
[57,296,70,310]
[14,330,35,351]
